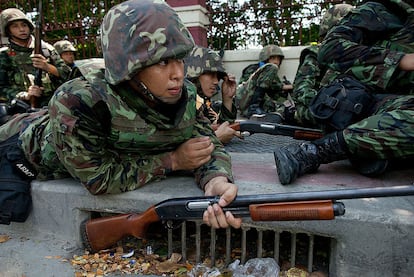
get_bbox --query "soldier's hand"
[31,53,49,71]
[221,74,236,99]
[215,121,242,144]
[399,53,414,71]
[203,176,242,229]
[27,85,43,98]
[170,136,214,171]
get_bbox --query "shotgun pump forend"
[80,185,414,252]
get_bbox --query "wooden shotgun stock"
[82,200,341,253]
[82,207,159,253]
[212,120,323,140]
[81,185,414,253]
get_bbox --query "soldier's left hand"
[221,74,237,100]
[203,176,242,229]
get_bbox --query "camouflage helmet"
[319,4,354,38]
[184,46,227,80]
[259,45,284,62]
[100,0,195,85]
[53,40,77,54]
[0,8,34,37]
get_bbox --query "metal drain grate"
[164,220,333,273]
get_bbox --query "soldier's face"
[199,72,219,98]
[61,51,75,65]
[268,56,282,66]
[8,20,31,41]
[136,59,185,104]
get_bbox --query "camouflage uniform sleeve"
[192,109,234,190]
[318,2,405,90]
[49,80,233,194]
[292,46,320,107]
[48,82,176,194]
[256,64,284,94]
[0,49,20,102]
[217,99,237,123]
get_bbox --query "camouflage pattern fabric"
[290,4,353,128]
[238,45,284,84]
[236,63,286,117]
[258,45,284,63]
[239,63,259,84]
[184,47,227,80]
[53,40,77,55]
[291,45,322,127]
[318,0,414,160]
[318,3,354,38]
[0,37,71,107]
[0,59,233,195]
[101,0,194,85]
[184,47,236,124]
[0,0,233,195]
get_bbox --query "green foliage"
[1,0,122,58]
[1,0,363,56]
[206,0,361,50]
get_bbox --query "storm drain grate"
[162,220,333,273]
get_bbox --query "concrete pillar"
[167,0,209,47]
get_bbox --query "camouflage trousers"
[294,103,319,127]
[343,95,414,160]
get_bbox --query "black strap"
[0,199,13,225]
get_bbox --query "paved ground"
[1,133,413,277]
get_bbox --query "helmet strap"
[131,76,156,102]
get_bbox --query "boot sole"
[273,148,297,185]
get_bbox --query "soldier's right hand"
[215,121,242,144]
[27,85,43,98]
[170,136,214,171]
[399,53,414,71]
[17,85,43,101]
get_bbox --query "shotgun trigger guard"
[241,131,250,137]
[164,220,183,230]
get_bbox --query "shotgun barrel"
[81,185,414,252]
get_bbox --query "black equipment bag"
[0,134,36,225]
[309,76,376,131]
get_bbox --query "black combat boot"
[274,132,348,185]
[246,87,266,118]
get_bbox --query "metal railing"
[1,0,359,58]
[165,220,333,273]
[206,0,359,49]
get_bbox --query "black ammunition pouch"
[0,99,34,126]
[309,76,376,131]
[0,135,36,225]
[0,103,10,125]
[8,99,32,115]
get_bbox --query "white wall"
[221,46,307,83]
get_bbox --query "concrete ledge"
[1,152,413,277]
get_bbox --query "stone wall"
[221,46,308,84]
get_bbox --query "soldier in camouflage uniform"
[274,0,414,185]
[236,44,294,122]
[0,8,71,109]
[0,0,242,229]
[290,4,354,127]
[184,46,240,144]
[53,40,77,68]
